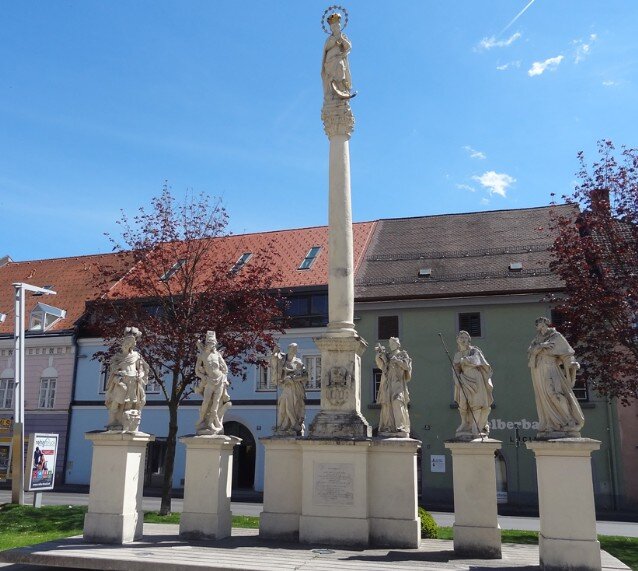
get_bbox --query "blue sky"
[1,1,636,260]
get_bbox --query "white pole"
[11,285,24,504]
[10,283,57,505]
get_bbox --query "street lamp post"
[11,283,56,505]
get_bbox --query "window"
[285,293,328,328]
[378,315,399,340]
[304,356,322,390]
[257,365,275,391]
[38,378,56,409]
[299,247,321,270]
[372,368,382,402]
[458,312,482,337]
[0,378,13,409]
[29,303,66,332]
[160,259,186,282]
[230,252,252,273]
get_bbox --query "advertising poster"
[0,443,11,481]
[26,433,58,491]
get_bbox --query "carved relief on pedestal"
[325,365,353,407]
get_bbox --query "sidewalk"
[0,524,630,571]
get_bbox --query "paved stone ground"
[0,524,629,571]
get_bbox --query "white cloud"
[462,145,487,160]
[480,198,490,205]
[476,32,521,51]
[602,80,618,87]
[472,171,516,198]
[496,60,521,71]
[528,55,564,77]
[574,34,597,63]
[456,184,476,193]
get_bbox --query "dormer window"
[230,252,252,273]
[160,259,186,282]
[509,262,523,271]
[299,247,321,270]
[29,303,66,332]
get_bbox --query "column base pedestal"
[83,431,154,544]
[452,523,502,559]
[445,438,502,559]
[527,438,602,571]
[259,511,300,541]
[300,515,369,547]
[540,534,601,571]
[179,434,240,541]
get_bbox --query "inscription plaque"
[313,462,354,505]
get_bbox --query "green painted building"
[353,206,622,511]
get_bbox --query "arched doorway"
[223,421,256,490]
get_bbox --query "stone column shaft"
[328,133,355,335]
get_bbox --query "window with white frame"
[38,378,56,409]
[257,365,275,391]
[29,303,66,332]
[304,355,321,390]
[0,378,14,409]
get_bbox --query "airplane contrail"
[500,0,537,36]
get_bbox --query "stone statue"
[105,326,149,432]
[271,343,307,436]
[321,11,355,102]
[194,331,232,435]
[528,317,585,438]
[452,330,494,440]
[375,337,412,437]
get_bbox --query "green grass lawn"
[1,505,636,570]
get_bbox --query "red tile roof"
[107,222,378,298]
[0,222,378,333]
[0,253,134,335]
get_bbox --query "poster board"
[25,433,59,491]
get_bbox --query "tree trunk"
[159,399,179,515]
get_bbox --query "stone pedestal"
[83,431,155,544]
[299,439,371,547]
[179,434,240,540]
[309,335,371,439]
[527,438,602,571]
[260,437,420,548]
[445,438,502,559]
[368,438,421,548]
[259,437,302,541]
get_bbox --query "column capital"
[322,103,355,139]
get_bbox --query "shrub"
[418,506,438,539]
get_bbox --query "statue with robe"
[271,343,307,436]
[375,337,412,437]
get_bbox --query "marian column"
[309,9,371,438]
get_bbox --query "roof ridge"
[378,203,575,223]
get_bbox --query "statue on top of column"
[271,343,308,436]
[194,331,232,435]
[374,337,412,437]
[528,317,585,439]
[321,10,356,102]
[105,326,149,433]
